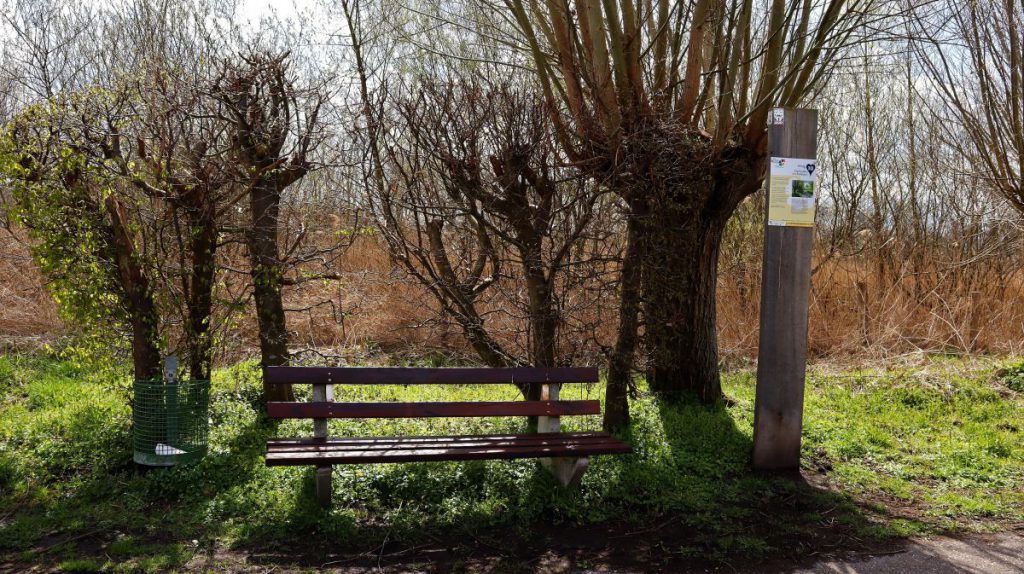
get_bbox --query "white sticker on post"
[771,108,785,125]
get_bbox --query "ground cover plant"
[0,352,1021,572]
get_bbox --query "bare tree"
[378,79,606,403]
[0,0,99,101]
[112,65,236,381]
[214,50,327,402]
[477,0,887,423]
[914,1,1024,214]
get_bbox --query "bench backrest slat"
[264,367,599,386]
[267,400,601,419]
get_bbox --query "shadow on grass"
[224,395,894,572]
[0,401,277,571]
[661,399,882,559]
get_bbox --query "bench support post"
[538,382,589,487]
[314,466,332,507]
[313,380,333,507]
[541,455,590,487]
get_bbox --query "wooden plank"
[752,108,818,470]
[268,431,611,447]
[267,433,623,453]
[265,440,632,466]
[267,431,611,447]
[311,382,332,442]
[315,466,332,508]
[266,400,602,419]
[537,381,586,486]
[264,366,600,385]
[537,382,562,433]
[269,441,625,458]
[311,381,332,507]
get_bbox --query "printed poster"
[767,157,817,227]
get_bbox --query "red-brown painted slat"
[266,439,626,456]
[266,400,601,419]
[266,431,610,447]
[263,366,599,385]
[265,437,633,466]
[266,432,622,453]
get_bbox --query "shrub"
[995,362,1024,393]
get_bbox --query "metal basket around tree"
[132,378,210,466]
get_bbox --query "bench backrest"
[264,366,600,421]
[265,367,598,386]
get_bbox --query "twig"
[320,543,433,568]
[867,548,909,557]
[609,515,681,539]
[377,531,390,571]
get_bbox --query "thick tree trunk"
[105,196,162,381]
[248,183,294,402]
[642,194,730,403]
[127,297,162,382]
[524,269,557,369]
[186,206,217,381]
[523,253,557,432]
[603,206,644,431]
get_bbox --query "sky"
[236,0,315,26]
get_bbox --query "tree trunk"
[248,183,294,402]
[641,193,729,403]
[186,205,217,381]
[524,269,557,369]
[127,292,162,382]
[603,205,644,431]
[105,196,162,381]
[522,250,557,432]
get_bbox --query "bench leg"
[315,465,333,508]
[542,456,590,488]
[537,382,589,487]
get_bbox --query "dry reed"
[3,224,1023,364]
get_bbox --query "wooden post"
[539,381,589,487]
[165,355,179,450]
[752,108,818,470]
[312,375,334,507]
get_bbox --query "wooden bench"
[263,366,632,506]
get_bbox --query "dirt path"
[7,529,1021,572]
[174,532,1022,573]
[789,532,1024,574]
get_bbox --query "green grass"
[798,364,1024,529]
[0,352,1021,570]
[996,360,1024,393]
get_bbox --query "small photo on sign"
[789,180,815,213]
[790,180,815,199]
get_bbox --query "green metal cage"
[132,378,210,466]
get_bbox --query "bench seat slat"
[267,400,601,419]
[265,433,632,466]
[267,431,610,447]
[265,366,599,385]
[266,432,618,453]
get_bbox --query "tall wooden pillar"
[752,108,818,470]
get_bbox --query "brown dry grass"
[0,231,62,348]
[718,257,1024,362]
[3,225,1023,364]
